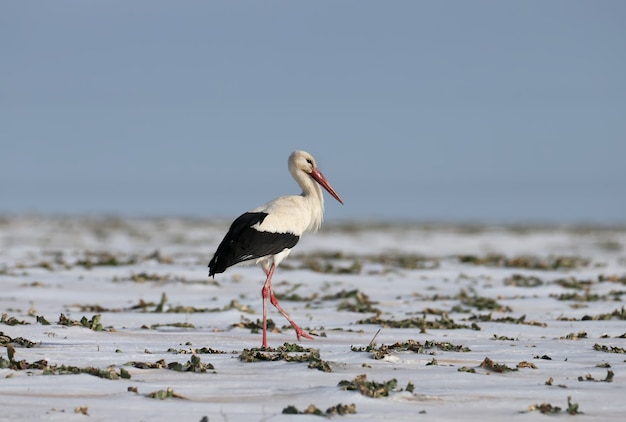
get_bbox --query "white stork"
[208,150,343,348]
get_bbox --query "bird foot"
[291,323,314,341]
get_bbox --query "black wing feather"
[208,212,299,276]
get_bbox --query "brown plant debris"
[146,387,186,400]
[457,254,590,270]
[554,277,593,290]
[367,254,439,270]
[517,361,537,369]
[528,402,561,414]
[167,346,230,355]
[72,304,114,313]
[239,343,332,372]
[1,314,29,326]
[582,306,626,321]
[458,290,512,312]
[74,406,89,415]
[129,355,215,373]
[326,289,381,314]
[599,274,626,284]
[356,314,479,331]
[338,374,399,398]
[282,403,357,417]
[578,369,614,383]
[232,317,279,334]
[493,334,517,341]
[561,331,587,340]
[593,343,626,354]
[467,313,547,327]
[534,354,552,360]
[0,331,36,348]
[351,339,470,360]
[479,357,518,373]
[47,365,131,379]
[75,251,134,268]
[1,347,130,379]
[295,254,362,274]
[550,291,603,302]
[527,396,582,415]
[504,274,543,287]
[544,376,568,388]
[58,313,108,331]
[2,344,130,379]
[36,315,51,325]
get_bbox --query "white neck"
[292,168,325,232]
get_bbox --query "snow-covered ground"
[1,216,625,421]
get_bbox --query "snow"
[1,216,625,421]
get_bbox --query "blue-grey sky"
[2,1,625,224]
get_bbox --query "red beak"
[310,168,344,205]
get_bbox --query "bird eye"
[306,159,313,166]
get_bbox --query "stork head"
[289,150,344,205]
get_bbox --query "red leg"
[269,288,314,341]
[260,262,314,346]
[260,263,275,348]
